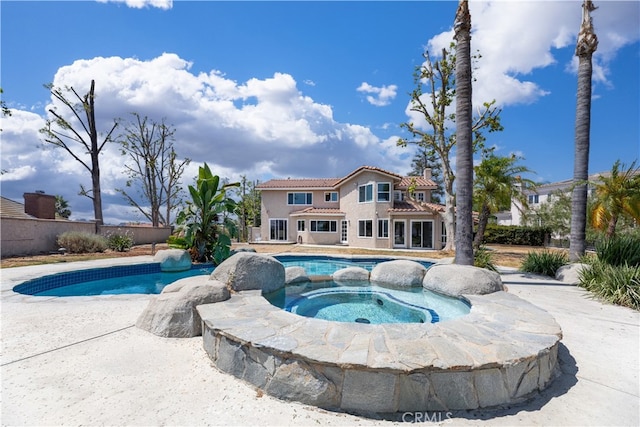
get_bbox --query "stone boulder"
[370,260,427,287]
[332,266,370,282]
[285,266,310,284]
[136,276,229,337]
[555,263,588,285]
[154,249,192,272]
[210,252,285,293]
[423,264,503,297]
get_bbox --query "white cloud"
[356,82,398,107]
[96,0,172,10]
[424,0,639,107]
[1,54,412,224]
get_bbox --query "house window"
[394,191,404,201]
[415,192,425,202]
[441,221,447,247]
[358,220,373,237]
[324,192,339,202]
[310,220,337,232]
[288,192,312,205]
[378,219,389,238]
[358,183,373,203]
[377,183,390,202]
[297,220,305,231]
[528,194,539,204]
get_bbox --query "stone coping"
[198,289,562,412]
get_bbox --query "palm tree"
[590,160,640,237]
[473,154,536,248]
[569,0,598,262]
[454,0,474,265]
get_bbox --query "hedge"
[481,225,550,246]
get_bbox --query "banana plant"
[175,163,239,264]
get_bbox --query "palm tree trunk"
[569,1,598,262]
[454,0,474,265]
[473,203,491,249]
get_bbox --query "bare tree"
[40,80,118,225]
[570,0,598,261]
[117,113,190,226]
[454,0,474,265]
[398,44,502,252]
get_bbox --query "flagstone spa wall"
[198,289,562,413]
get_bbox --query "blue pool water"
[264,280,470,324]
[13,256,433,297]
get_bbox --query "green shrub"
[167,234,188,249]
[579,259,640,310]
[482,225,550,246]
[474,246,497,272]
[57,232,107,254]
[520,250,569,277]
[104,231,134,252]
[595,234,640,267]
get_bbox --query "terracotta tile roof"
[256,178,340,190]
[334,165,403,186]
[396,176,438,190]
[290,207,345,216]
[0,196,33,219]
[258,166,411,190]
[389,199,445,213]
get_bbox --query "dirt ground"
[0,242,558,269]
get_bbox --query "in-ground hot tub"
[197,288,562,413]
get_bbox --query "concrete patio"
[1,256,638,425]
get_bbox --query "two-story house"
[255,166,447,250]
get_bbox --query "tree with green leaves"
[398,42,502,252]
[473,153,536,248]
[40,80,118,225]
[409,148,444,203]
[570,0,598,261]
[116,113,190,226]
[233,176,262,242]
[55,195,72,219]
[175,163,239,264]
[523,189,572,245]
[590,160,640,238]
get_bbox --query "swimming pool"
[13,255,433,297]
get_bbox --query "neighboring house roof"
[389,199,445,214]
[0,196,34,219]
[257,166,435,191]
[290,207,345,216]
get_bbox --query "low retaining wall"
[1,217,171,257]
[198,290,562,413]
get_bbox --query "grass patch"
[520,250,569,277]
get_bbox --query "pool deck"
[1,255,639,426]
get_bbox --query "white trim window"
[394,191,405,201]
[358,219,373,237]
[310,220,337,232]
[324,192,339,202]
[269,219,288,241]
[528,194,539,204]
[377,182,391,202]
[358,183,373,203]
[297,220,305,232]
[288,192,312,205]
[377,219,389,238]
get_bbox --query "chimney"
[24,192,56,219]
[423,168,432,180]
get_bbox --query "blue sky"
[1,0,639,224]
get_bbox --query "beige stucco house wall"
[257,166,447,250]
